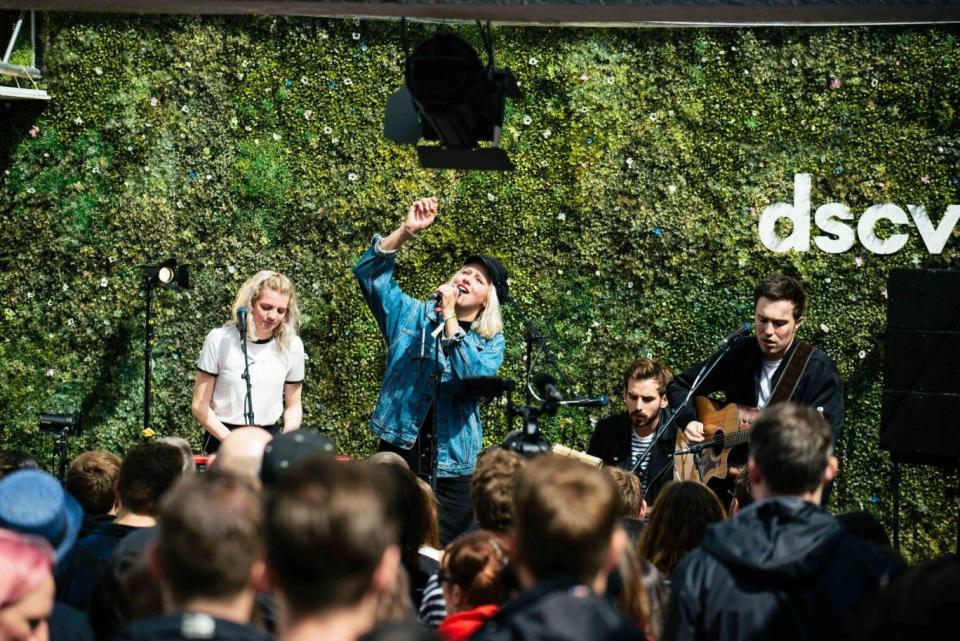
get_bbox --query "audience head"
[367,451,410,469]
[512,455,623,586]
[470,447,524,533]
[749,402,836,500]
[65,450,121,516]
[852,553,960,641]
[0,451,39,479]
[606,468,645,520]
[212,427,273,479]
[153,471,264,609]
[0,470,83,564]
[265,459,400,623]
[117,442,186,517]
[440,530,509,613]
[154,437,196,475]
[378,464,434,567]
[639,480,726,576]
[0,529,56,641]
[729,469,753,516]
[259,429,336,488]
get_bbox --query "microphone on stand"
[533,373,610,408]
[716,323,752,349]
[236,306,248,339]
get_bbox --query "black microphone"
[717,323,752,349]
[533,373,564,404]
[427,286,464,303]
[559,396,610,408]
[237,306,248,338]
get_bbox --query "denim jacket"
[354,236,505,477]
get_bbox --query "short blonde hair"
[228,271,300,352]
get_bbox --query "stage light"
[145,258,189,290]
[384,24,521,171]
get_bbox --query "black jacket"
[586,408,678,504]
[666,336,844,442]
[665,497,897,641]
[114,613,272,641]
[471,579,643,641]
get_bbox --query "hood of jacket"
[701,497,846,583]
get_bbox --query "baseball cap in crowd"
[0,469,83,563]
[260,430,336,487]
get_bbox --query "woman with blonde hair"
[192,270,305,453]
[0,529,56,641]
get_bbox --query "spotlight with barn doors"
[384,22,522,171]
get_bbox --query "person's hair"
[378,464,433,570]
[155,437,196,475]
[229,270,300,351]
[754,273,808,320]
[851,553,958,641]
[750,402,833,495]
[639,481,726,575]
[157,471,262,604]
[471,447,524,532]
[0,528,55,607]
[117,442,186,516]
[730,469,753,515]
[441,530,509,611]
[265,459,398,616]
[837,511,891,549]
[606,468,643,519]
[622,358,673,395]
[513,455,622,583]
[0,450,40,479]
[610,540,668,638]
[373,564,414,624]
[65,450,122,515]
[415,477,441,550]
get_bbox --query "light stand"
[39,413,79,483]
[141,259,189,432]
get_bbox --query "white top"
[756,357,782,409]
[197,326,305,426]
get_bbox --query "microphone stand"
[635,334,741,499]
[239,321,255,426]
[427,316,442,492]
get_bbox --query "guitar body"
[674,397,758,485]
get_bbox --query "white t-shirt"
[197,325,305,426]
[756,357,782,409]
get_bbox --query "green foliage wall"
[1,14,958,559]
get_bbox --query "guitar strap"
[768,341,815,406]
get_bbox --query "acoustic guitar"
[674,396,758,485]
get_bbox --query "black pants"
[203,422,278,455]
[378,435,475,546]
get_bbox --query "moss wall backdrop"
[0,14,958,558]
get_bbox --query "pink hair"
[0,528,55,607]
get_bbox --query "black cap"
[463,254,509,304]
[260,429,336,487]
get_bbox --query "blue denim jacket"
[354,236,505,477]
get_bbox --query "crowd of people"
[0,400,953,641]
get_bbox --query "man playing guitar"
[667,274,844,500]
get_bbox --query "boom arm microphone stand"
[635,329,744,497]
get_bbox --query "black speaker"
[880,269,960,464]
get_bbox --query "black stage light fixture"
[144,258,189,290]
[384,24,522,171]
